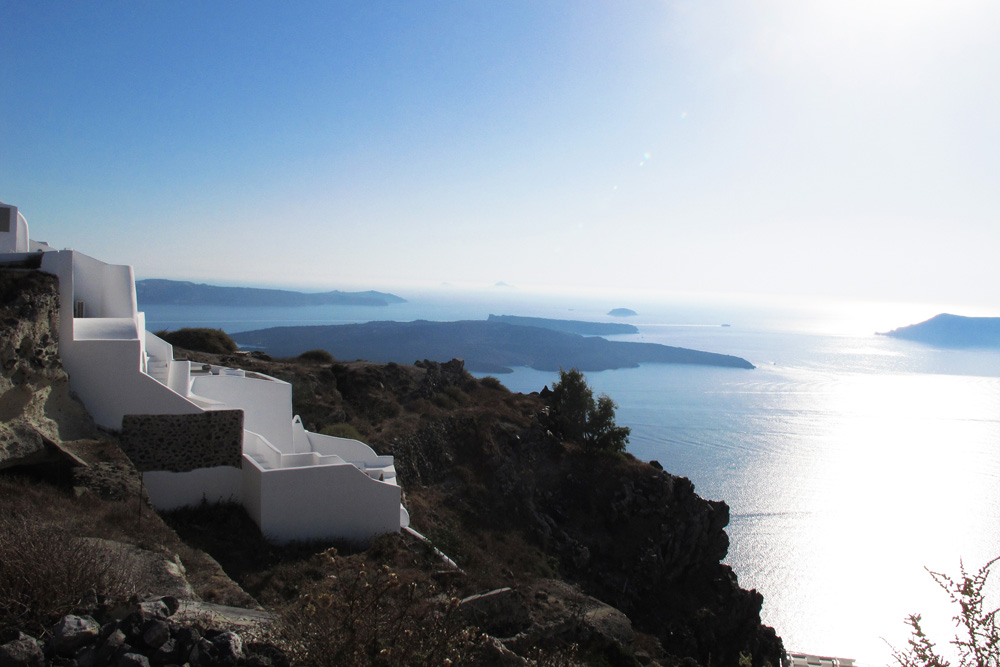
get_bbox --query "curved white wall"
[71,252,137,319]
[307,431,387,464]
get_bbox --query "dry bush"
[275,549,484,667]
[892,558,1000,667]
[0,512,141,635]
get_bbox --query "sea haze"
[141,290,1000,664]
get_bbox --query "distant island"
[608,308,637,317]
[136,279,406,307]
[487,314,639,335]
[231,320,754,373]
[878,313,1000,348]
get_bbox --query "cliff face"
[0,270,98,469]
[371,401,783,666]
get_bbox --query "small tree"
[549,369,630,453]
[891,557,1000,667]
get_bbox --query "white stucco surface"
[143,466,244,510]
[253,459,402,543]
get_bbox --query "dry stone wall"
[120,410,244,473]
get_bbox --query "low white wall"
[256,463,402,544]
[243,430,282,469]
[143,466,243,510]
[62,338,202,429]
[307,432,388,465]
[190,374,293,450]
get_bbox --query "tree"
[548,369,630,454]
[892,557,1000,667]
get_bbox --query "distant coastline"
[878,313,1000,348]
[487,314,639,335]
[136,279,405,307]
[231,319,754,373]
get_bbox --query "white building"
[0,202,408,543]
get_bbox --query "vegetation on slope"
[160,346,783,666]
[155,327,239,354]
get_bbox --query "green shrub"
[298,349,335,363]
[549,368,630,454]
[157,327,238,354]
[320,423,364,441]
[479,376,508,391]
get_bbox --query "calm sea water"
[144,290,1000,665]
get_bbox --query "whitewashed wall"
[190,375,294,450]
[143,466,244,510]
[254,461,402,544]
[0,203,29,253]
[70,251,136,319]
[62,338,202,429]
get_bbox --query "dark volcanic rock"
[375,404,784,667]
[0,633,44,667]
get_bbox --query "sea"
[143,288,1000,666]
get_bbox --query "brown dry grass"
[0,509,141,636]
[0,472,256,613]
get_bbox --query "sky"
[2,1,999,308]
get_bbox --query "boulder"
[51,614,101,656]
[0,633,44,667]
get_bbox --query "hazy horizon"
[3,2,999,308]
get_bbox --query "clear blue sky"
[3,1,998,306]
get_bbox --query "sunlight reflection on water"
[488,344,1000,665]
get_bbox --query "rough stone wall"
[0,270,100,469]
[120,410,244,473]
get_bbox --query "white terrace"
[0,202,408,543]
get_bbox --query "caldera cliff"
[1,271,783,667]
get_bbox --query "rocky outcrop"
[376,408,784,667]
[0,271,98,470]
[0,602,285,667]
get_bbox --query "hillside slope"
[2,272,783,666]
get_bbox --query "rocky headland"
[879,313,1000,348]
[230,320,755,373]
[136,279,405,307]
